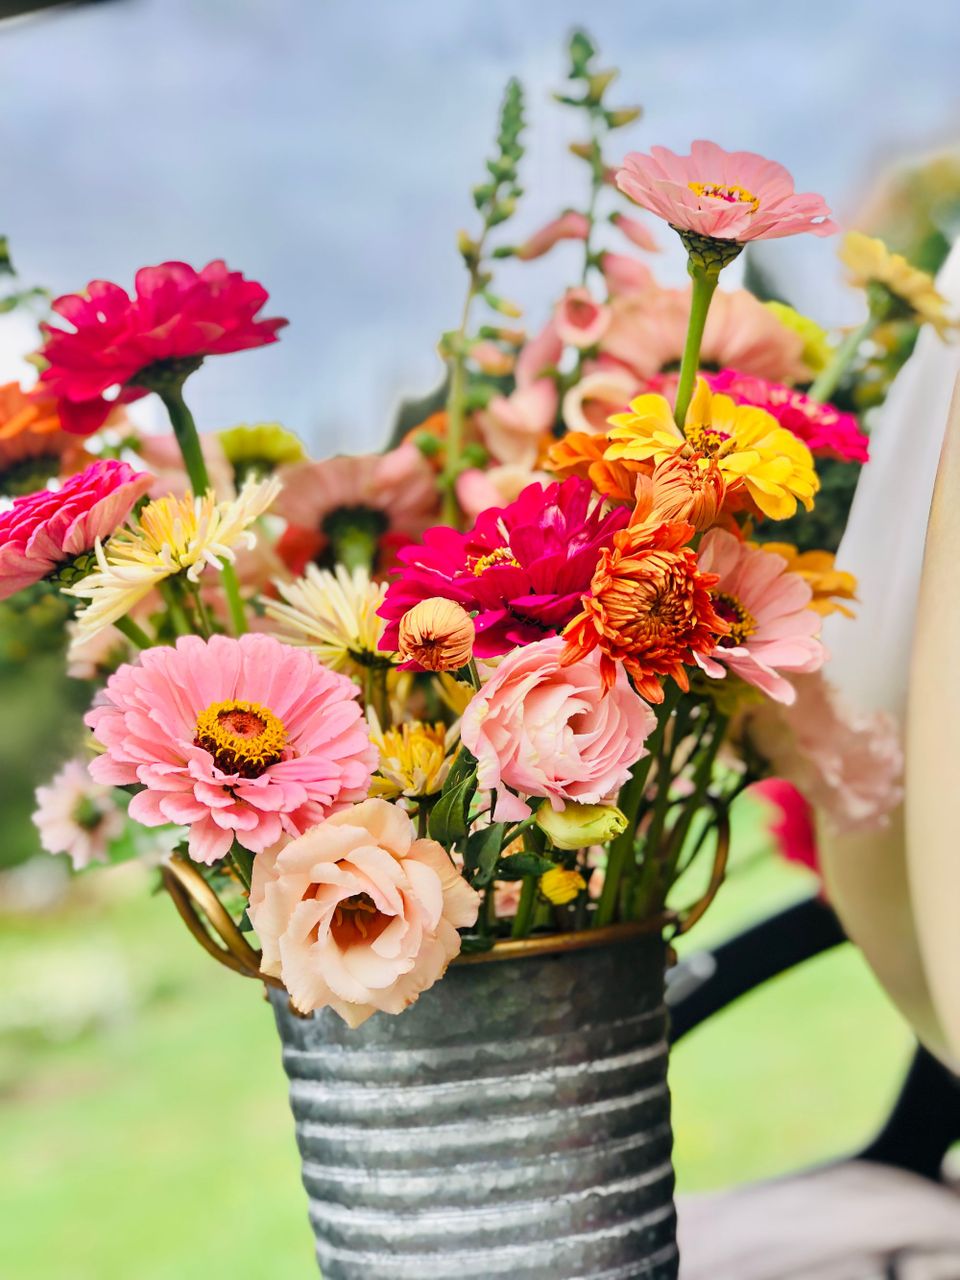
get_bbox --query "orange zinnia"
[546,430,648,504]
[632,448,727,531]
[562,520,728,701]
[0,382,86,494]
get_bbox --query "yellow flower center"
[713,592,757,647]
[684,422,730,455]
[194,699,287,777]
[471,545,522,576]
[688,181,759,212]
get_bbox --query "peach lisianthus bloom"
[562,369,639,435]
[562,520,727,701]
[607,378,819,521]
[514,211,589,261]
[248,798,480,1025]
[758,543,857,619]
[616,141,836,245]
[554,288,611,349]
[33,758,125,870]
[695,529,825,704]
[476,380,557,468]
[461,636,656,822]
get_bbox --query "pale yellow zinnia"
[367,715,455,801]
[764,300,833,374]
[266,563,392,675]
[606,378,819,521]
[840,230,954,336]
[67,476,280,639]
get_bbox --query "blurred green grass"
[0,800,912,1280]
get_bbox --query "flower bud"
[539,866,587,905]
[397,598,475,672]
[534,800,628,850]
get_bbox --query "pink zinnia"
[36,261,287,434]
[707,369,869,463]
[695,530,825,704]
[86,633,377,865]
[378,477,630,660]
[0,458,153,599]
[752,778,820,878]
[616,141,836,243]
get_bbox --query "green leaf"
[458,932,496,955]
[464,822,505,886]
[496,852,558,880]
[428,769,478,845]
[568,29,597,77]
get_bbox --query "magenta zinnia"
[378,477,630,660]
[86,633,377,864]
[36,260,287,434]
[707,369,869,463]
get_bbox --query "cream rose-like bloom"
[249,798,480,1025]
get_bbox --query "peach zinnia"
[562,520,727,701]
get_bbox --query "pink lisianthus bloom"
[616,141,836,243]
[610,212,659,253]
[476,380,557,468]
[86,633,377,865]
[562,369,639,434]
[33,758,125,870]
[460,636,657,821]
[0,458,153,599]
[515,319,564,387]
[248,798,480,1025]
[695,530,825,704]
[555,288,611,349]
[752,778,820,877]
[739,672,903,834]
[600,253,655,297]
[456,465,549,523]
[706,369,869,463]
[600,285,811,385]
[514,211,590,261]
[36,261,287,435]
[378,477,630,660]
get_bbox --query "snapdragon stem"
[808,314,879,404]
[115,615,152,650]
[673,268,719,428]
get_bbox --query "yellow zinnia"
[840,231,953,337]
[759,542,857,618]
[606,379,819,521]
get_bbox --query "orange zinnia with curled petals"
[562,520,728,701]
[632,449,728,531]
[546,430,649,505]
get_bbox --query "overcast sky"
[1,0,958,451]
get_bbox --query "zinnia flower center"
[331,892,388,946]
[688,181,759,212]
[713,592,757,646]
[470,546,522,576]
[684,422,730,454]
[194,699,287,777]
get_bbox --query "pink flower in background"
[33,758,125,870]
[378,477,629,659]
[137,430,236,499]
[36,261,287,434]
[562,369,639,434]
[469,340,515,376]
[515,211,590,260]
[555,287,611,349]
[616,141,836,243]
[610,212,659,253]
[695,530,825,703]
[86,633,377,865]
[600,252,655,297]
[0,458,153,599]
[706,370,869,463]
[461,636,657,821]
[515,319,564,387]
[741,672,903,835]
[476,380,557,467]
[456,464,549,522]
[752,778,820,877]
[249,798,479,1025]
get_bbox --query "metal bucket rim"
[453,919,663,966]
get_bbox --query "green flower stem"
[230,845,254,893]
[329,522,380,574]
[157,383,210,495]
[808,314,880,404]
[511,874,538,939]
[114,614,152,650]
[673,268,719,428]
[441,295,476,530]
[159,581,192,636]
[220,563,248,636]
[662,713,726,886]
[629,687,685,919]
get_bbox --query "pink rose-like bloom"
[0,458,153,599]
[515,319,564,388]
[456,464,549,523]
[33,758,125,870]
[476,380,557,468]
[555,287,611,349]
[706,369,869,463]
[741,672,903,835]
[36,261,287,435]
[248,798,480,1025]
[616,141,836,243]
[601,285,811,384]
[562,369,639,434]
[695,530,825,704]
[86,633,377,865]
[378,477,629,660]
[752,778,820,878]
[515,211,590,261]
[461,636,657,821]
[610,212,659,253]
[600,252,655,297]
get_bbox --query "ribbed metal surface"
[269,934,678,1279]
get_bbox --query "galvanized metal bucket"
[269,930,678,1279]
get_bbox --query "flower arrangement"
[16,32,945,1039]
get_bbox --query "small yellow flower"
[534,800,628,850]
[368,716,455,800]
[217,422,306,477]
[759,543,857,618]
[266,563,392,675]
[539,866,587,906]
[67,476,280,640]
[840,231,954,336]
[765,301,833,374]
[607,379,819,521]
